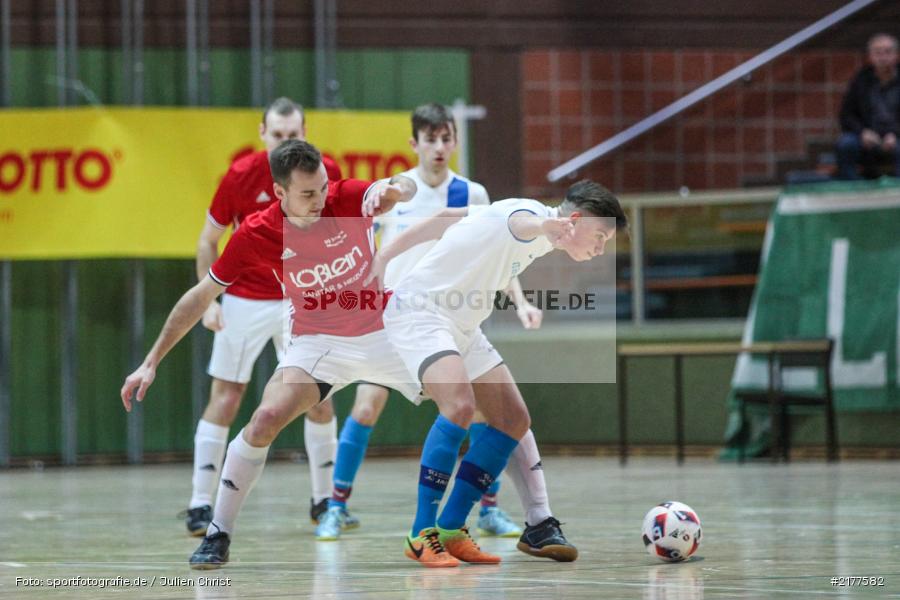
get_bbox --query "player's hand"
[363,252,387,291]
[121,364,156,412]
[861,129,882,149]
[202,302,224,332]
[362,182,406,217]
[516,302,543,330]
[883,132,897,151]
[541,217,576,250]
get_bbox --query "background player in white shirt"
[186,98,343,537]
[315,103,545,543]
[368,180,627,566]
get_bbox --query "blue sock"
[469,422,502,516]
[412,415,467,535]
[437,426,519,531]
[328,416,373,509]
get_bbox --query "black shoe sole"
[187,526,209,537]
[189,560,227,570]
[516,541,579,562]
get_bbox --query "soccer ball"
[641,501,702,562]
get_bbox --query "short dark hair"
[269,140,321,188]
[562,180,628,231]
[411,103,456,140]
[868,33,898,51]
[262,96,304,125]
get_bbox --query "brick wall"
[522,49,866,198]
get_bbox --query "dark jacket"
[839,65,900,135]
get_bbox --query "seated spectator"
[835,33,900,179]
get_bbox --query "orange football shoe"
[404,528,460,568]
[438,526,502,564]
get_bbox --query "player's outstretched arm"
[362,174,417,216]
[508,212,577,249]
[363,207,469,288]
[120,276,225,411]
[196,220,227,331]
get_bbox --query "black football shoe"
[179,505,212,537]
[516,516,579,562]
[189,531,231,570]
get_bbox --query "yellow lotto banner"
[0,107,431,259]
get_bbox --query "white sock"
[305,417,337,503]
[506,429,552,526]
[190,419,229,508]
[208,429,269,536]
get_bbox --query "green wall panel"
[6,47,470,109]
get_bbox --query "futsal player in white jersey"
[316,103,542,543]
[367,180,627,565]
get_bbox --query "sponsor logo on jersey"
[287,246,363,289]
[255,190,271,203]
[324,230,348,248]
[281,248,297,260]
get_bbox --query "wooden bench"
[616,339,835,465]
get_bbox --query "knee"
[246,406,287,445]
[507,405,531,440]
[352,403,380,427]
[445,396,476,428]
[836,133,860,154]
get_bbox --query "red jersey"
[207,149,342,300]
[210,179,389,337]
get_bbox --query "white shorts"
[383,296,504,384]
[207,294,289,384]
[277,329,422,403]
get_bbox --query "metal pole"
[126,0,145,463]
[250,0,262,107]
[127,262,144,464]
[262,0,275,101]
[121,0,132,104]
[629,206,645,325]
[132,0,143,106]
[198,0,210,106]
[66,0,77,105]
[186,0,198,106]
[313,0,326,108]
[1,0,11,107]
[55,0,66,107]
[0,261,11,467]
[60,263,78,465]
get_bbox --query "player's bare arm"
[508,211,577,250]
[363,206,469,288]
[505,276,543,330]
[121,276,225,411]
[362,174,417,216]
[196,219,227,331]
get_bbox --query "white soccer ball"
[641,501,702,562]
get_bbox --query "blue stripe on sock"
[328,416,372,509]
[437,426,519,531]
[412,415,467,535]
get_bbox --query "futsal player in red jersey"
[186,98,344,537]
[122,140,422,569]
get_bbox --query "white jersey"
[392,198,556,332]
[376,168,489,287]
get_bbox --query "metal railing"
[619,187,781,325]
[547,0,881,183]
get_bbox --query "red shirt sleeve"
[327,179,374,217]
[209,227,258,287]
[323,155,343,181]
[208,167,240,229]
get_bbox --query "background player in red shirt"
[187,97,344,537]
[121,140,418,569]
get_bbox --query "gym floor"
[1,456,898,599]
